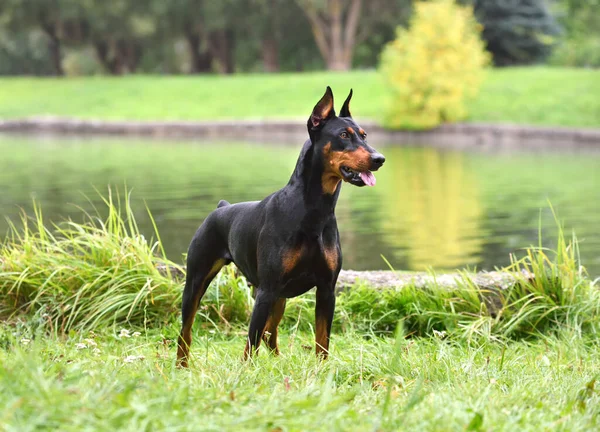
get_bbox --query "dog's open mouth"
[340,166,376,187]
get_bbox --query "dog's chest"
[279,239,339,297]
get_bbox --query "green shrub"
[549,0,600,68]
[380,0,490,130]
[549,36,600,68]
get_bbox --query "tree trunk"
[261,37,279,72]
[94,41,121,75]
[119,40,142,74]
[298,0,362,71]
[185,32,213,73]
[41,25,64,76]
[48,34,64,76]
[329,0,345,70]
[93,39,141,75]
[209,30,235,74]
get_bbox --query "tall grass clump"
[1,193,597,342]
[335,219,599,341]
[0,190,183,333]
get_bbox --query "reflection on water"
[378,148,484,270]
[1,135,599,275]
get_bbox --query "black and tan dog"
[176,87,385,367]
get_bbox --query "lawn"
[2,327,600,431]
[1,194,599,430]
[0,67,598,128]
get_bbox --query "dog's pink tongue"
[359,171,376,186]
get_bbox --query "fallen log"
[157,264,533,291]
[156,264,535,317]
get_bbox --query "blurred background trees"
[549,0,600,67]
[473,0,561,66]
[0,0,597,75]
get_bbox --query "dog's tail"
[217,200,231,208]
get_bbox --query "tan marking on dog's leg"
[177,259,226,368]
[315,315,329,359]
[262,298,287,354]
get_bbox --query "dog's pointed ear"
[308,86,335,130]
[339,89,353,118]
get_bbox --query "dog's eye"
[361,132,367,139]
[340,132,349,139]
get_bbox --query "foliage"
[1,193,597,341]
[0,0,409,75]
[550,36,600,68]
[474,0,561,66]
[0,29,54,75]
[549,0,600,67]
[0,190,183,332]
[296,0,410,71]
[380,0,490,130]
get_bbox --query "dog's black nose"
[371,153,386,169]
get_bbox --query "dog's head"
[307,86,385,194]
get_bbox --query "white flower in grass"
[119,329,131,338]
[20,338,31,345]
[433,330,447,339]
[123,355,145,363]
[76,343,88,350]
[92,348,101,356]
[132,332,141,337]
[84,338,97,347]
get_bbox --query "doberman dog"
[176,87,385,367]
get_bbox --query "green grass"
[0,67,598,128]
[1,191,598,341]
[2,326,600,431]
[1,193,599,430]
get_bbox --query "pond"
[1,135,599,276]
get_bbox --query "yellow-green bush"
[380,0,491,130]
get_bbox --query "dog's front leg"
[243,290,277,360]
[315,286,336,359]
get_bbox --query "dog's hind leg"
[176,221,228,368]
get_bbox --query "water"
[1,135,599,275]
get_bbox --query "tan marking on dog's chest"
[282,244,305,274]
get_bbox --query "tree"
[296,0,362,71]
[296,0,411,71]
[78,0,157,75]
[0,0,82,75]
[153,0,213,73]
[158,0,241,74]
[473,0,561,66]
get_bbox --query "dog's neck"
[287,139,340,216]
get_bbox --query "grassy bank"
[0,67,599,128]
[1,195,599,430]
[2,327,600,431]
[1,192,598,340]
